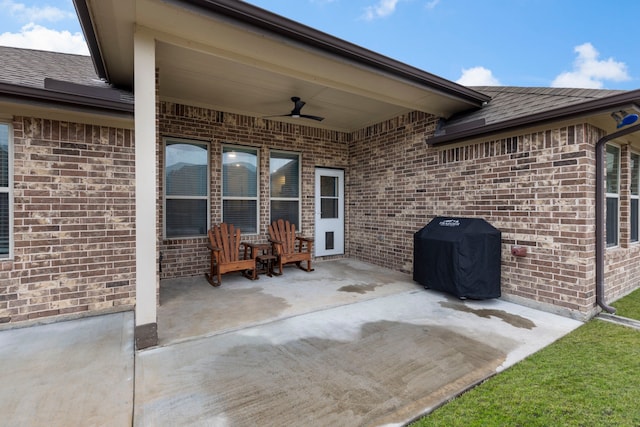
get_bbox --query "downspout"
[595,122,640,314]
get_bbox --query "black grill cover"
[413,217,501,299]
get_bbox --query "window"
[606,144,620,247]
[320,175,341,220]
[631,152,639,243]
[223,146,258,234]
[270,151,300,228]
[0,123,11,259]
[164,139,209,238]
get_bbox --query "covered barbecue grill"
[413,217,501,299]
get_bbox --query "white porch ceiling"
[155,42,412,131]
[80,0,487,132]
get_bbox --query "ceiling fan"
[266,97,324,122]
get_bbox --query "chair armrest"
[267,238,283,255]
[294,236,313,253]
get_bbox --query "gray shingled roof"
[442,86,624,129]
[428,85,640,145]
[0,46,133,103]
[0,46,631,128]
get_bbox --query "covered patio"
[73,0,492,347]
[137,259,582,425]
[0,259,582,426]
[157,258,425,346]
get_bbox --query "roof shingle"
[0,46,132,103]
[442,86,624,129]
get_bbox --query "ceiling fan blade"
[263,97,324,122]
[300,114,324,121]
[263,113,324,122]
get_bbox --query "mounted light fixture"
[611,110,639,129]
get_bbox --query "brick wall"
[157,102,350,279]
[0,117,136,325]
[349,118,636,318]
[6,105,638,325]
[348,112,438,273]
[158,103,640,318]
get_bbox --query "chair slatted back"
[269,219,296,254]
[210,223,242,263]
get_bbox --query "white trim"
[315,167,345,257]
[631,151,639,243]
[134,30,157,327]
[0,121,13,260]
[606,143,620,248]
[221,144,260,234]
[162,137,210,239]
[269,149,301,230]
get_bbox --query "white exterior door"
[315,168,344,256]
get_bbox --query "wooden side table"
[243,242,270,259]
[244,242,277,277]
[256,254,277,277]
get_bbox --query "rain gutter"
[0,82,134,116]
[595,122,640,314]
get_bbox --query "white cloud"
[1,0,75,23]
[456,66,501,86]
[425,0,440,9]
[551,42,630,89]
[0,23,88,55]
[362,0,400,20]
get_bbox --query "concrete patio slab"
[158,258,424,346]
[0,311,134,427]
[0,260,583,426]
[138,282,582,426]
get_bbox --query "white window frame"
[222,144,259,234]
[269,150,301,230]
[0,122,13,260]
[631,151,639,243]
[163,137,210,239]
[606,143,620,248]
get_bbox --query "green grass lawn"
[411,290,640,427]
[612,288,640,320]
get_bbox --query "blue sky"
[1,0,639,90]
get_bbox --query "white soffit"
[85,0,480,131]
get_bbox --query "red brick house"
[1,0,639,348]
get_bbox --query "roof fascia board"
[179,0,490,106]
[73,0,108,81]
[428,89,640,146]
[75,0,489,107]
[0,82,134,116]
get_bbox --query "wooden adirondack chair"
[206,223,257,287]
[268,219,314,275]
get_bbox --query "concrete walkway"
[0,260,583,426]
[0,311,134,426]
